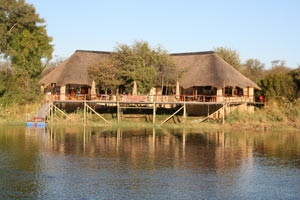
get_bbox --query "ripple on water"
[0,126,300,199]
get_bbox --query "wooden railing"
[45,94,258,103]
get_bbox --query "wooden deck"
[42,94,264,126]
[47,94,263,105]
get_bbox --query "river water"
[0,126,300,200]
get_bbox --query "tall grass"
[226,100,300,129]
[2,100,300,130]
[0,103,42,122]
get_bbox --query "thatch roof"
[40,50,259,90]
[171,51,260,89]
[40,50,110,87]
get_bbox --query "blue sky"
[27,0,300,68]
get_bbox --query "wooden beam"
[50,103,53,123]
[83,101,86,125]
[119,107,153,109]
[183,103,187,124]
[207,104,210,122]
[192,105,224,123]
[117,102,120,122]
[52,104,73,121]
[85,103,111,124]
[159,106,184,126]
[153,103,156,124]
[222,103,225,125]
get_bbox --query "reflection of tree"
[1,126,300,198]
[0,126,43,199]
[41,127,300,174]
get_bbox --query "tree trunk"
[161,78,164,95]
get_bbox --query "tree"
[265,60,291,75]
[0,60,10,96]
[88,58,121,94]
[112,42,156,94]
[258,73,297,101]
[214,47,242,72]
[289,66,300,98]
[242,59,265,83]
[89,41,177,94]
[152,48,177,91]
[0,0,53,105]
[0,0,53,78]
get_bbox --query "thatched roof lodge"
[40,50,259,102]
[41,50,110,87]
[172,51,259,89]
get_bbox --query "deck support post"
[207,104,210,122]
[222,103,225,125]
[51,104,72,121]
[84,100,86,125]
[50,103,53,123]
[47,103,51,122]
[183,103,187,124]
[153,103,156,124]
[85,104,110,124]
[117,102,120,122]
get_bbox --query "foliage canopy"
[214,47,242,72]
[258,73,297,102]
[242,59,265,83]
[0,0,53,105]
[0,0,53,78]
[89,41,177,94]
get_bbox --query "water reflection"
[0,126,300,199]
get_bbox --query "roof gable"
[171,52,260,89]
[40,51,110,87]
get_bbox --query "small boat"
[26,117,47,127]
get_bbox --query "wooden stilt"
[85,103,110,124]
[117,102,120,122]
[159,106,184,126]
[207,104,210,122]
[191,105,224,123]
[153,103,156,124]
[47,103,50,121]
[222,103,225,125]
[183,103,187,124]
[84,100,86,125]
[50,103,53,123]
[52,104,72,120]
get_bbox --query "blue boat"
[26,117,47,127]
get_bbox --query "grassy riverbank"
[1,101,300,131]
[225,101,300,130]
[0,103,41,124]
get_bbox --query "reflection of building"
[40,50,259,103]
[2,126,300,199]
[41,127,258,172]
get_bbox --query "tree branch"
[7,23,18,34]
